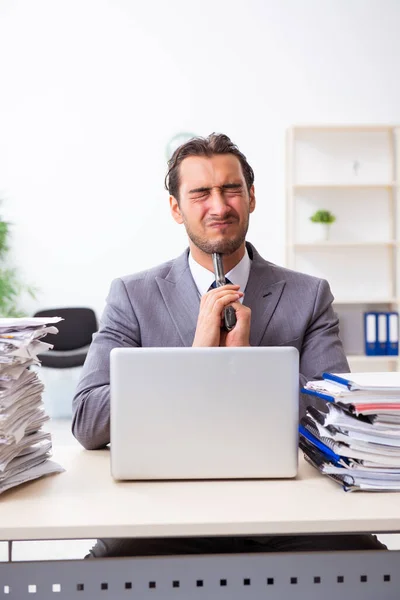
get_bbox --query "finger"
[207,289,243,303]
[230,301,250,314]
[202,290,243,309]
[229,301,246,310]
[212,293,243,315]
[229,302,251,321]
[206,284,241,295]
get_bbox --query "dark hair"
[165,133,255,202]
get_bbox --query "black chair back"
[34,307,97,350]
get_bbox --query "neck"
[189,242,246,273]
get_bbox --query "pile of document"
[300,372,400,492]
[0,317,64,494]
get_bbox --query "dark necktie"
[209,278,233,291]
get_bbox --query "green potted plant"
[309,209,336,242]
[0,213,35,316]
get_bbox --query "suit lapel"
[156,244,286,348]
[156,250,200,346]
[244,244,286,346]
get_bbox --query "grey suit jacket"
[72,242,349,449]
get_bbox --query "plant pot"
[311,223,331,242]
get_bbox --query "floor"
[0,419,399,561]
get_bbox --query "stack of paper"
[0,317,65,494]
[300,372,400,492]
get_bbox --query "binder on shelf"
[387,312,399,356]
[377,312,387,355]
[364,312,377,356]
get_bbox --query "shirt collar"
[189,247,251,297]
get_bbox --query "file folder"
[387,312,399,356]
[377,312,387,355]
[298,424,342,462]
[322,371,400,391]
[301,373,400,491]
[301,387,335,404]
[364,312,377,356]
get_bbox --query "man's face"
[170,154,255,255]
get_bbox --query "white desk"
[1,445,400,599]
[1,446,400,541]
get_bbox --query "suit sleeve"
[299,279,349,418]
[72,278,141,449]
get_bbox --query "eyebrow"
[188,183,243,194]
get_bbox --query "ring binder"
[387,312,399,356]
[377,313,387,355]
[301,372,400,491]
[364,312,377,356]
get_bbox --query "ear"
[170,195,184,224]
[249,185,256,213]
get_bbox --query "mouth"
[208,221,235,229]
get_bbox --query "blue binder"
[298,425,342,462]
[376,312,387,355]
[364,312,378,356]
[387,312,399,356]
[301,387,335,403]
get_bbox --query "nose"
[209,188,230,217]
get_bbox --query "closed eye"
[191,192,209,201]
[222,184,243,195]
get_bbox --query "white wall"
[0,0,400,318]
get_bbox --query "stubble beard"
[182,214,249,256]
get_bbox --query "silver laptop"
[110,346,299,480]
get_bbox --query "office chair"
[32,307,98,418]
[34,307,98,368]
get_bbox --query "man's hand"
[192,285,243,347]
[220,302,251,347]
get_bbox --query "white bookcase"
[286,125,400,372]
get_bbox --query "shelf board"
[292,183,397,191]
[347,355,399,362]
[293,241,396,249]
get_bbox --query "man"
[72,133,384,556]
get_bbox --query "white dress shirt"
[188,247,251,303]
